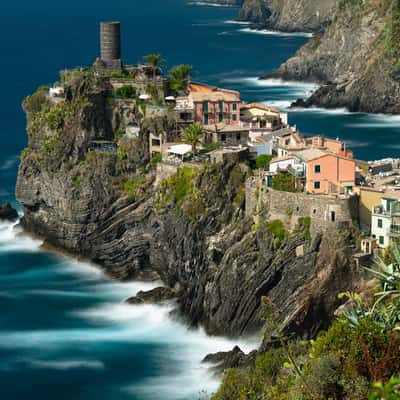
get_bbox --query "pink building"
[175,82,242,127]
[297,149,356,194]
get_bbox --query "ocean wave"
[0,220,42,253]
[188,1,238,7]
[346,114,400,128]
[0,155,18,171]
[29,359,105,370]
[340,140,372,149]
[261,100,292,110]
[238,27,313,38]
[224,19,252,25]
[221,76,318,90]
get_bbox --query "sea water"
[0,0,399,398]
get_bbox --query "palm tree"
[168,64,192,94]
[183,123,204,158]
[143,54,164,85]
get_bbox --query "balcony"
[390,224,400,237]
[288,166,305,177]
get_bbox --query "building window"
[232,103,237,111]
[218,113,223,123]
[236,133,241,141]
[314,181,321,189]
[221,133,226,142]
[378,219,383,228]
[314,165,321,173]
[202,101,208,112]
[379,236,385,245]
[203,114,208,125]
[232,114,237,121]
[218,100,223,112]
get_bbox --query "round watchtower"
[100,22,121,68]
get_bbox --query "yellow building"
[357,187,385,227]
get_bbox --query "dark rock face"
[0,203,18,222]
[203,345,256,371]
[239,0,337,32]
[267,0,400,114]
[16,75,361,339]
[126,287,177,304]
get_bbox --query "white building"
[269,155,305,176]
[371,194,400,248]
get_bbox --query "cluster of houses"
[47,21,400,255]
[150,81,289,162]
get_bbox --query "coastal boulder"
[126,287,177,305]
[0,203,18,222]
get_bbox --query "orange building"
[295,149,356,194]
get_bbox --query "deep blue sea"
[0,1,399,399]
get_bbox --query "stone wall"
[246,176,359,236]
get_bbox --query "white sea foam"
[0,220,42,253]
[224,19,252,25]
[262,100,292,109]
[221,76,318,91]
[239,27,313,38]
[188,1,237,7]
[29,359,105,370]
[346,113,400,128]
[0,155,18,171]
[0,219,258,399]
[289,106,354,115]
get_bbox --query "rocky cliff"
[263,0,400,113]
[16,73,360,338]
[239,0,337,32]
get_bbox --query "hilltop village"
[15,21,400,400]
[42,22,400,261]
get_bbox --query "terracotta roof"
[294,148,328,162]
[205,123,249,133]
[295,148,355,162]
[241,102,280,114]
[188,82,240,102]
[270,155,297,163]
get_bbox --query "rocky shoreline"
[238,0,400,114]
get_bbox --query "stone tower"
[99,21,122,70]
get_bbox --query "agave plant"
[339,242,400,331]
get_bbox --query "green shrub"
[298,216,311,240]
[202,142,223,152]
[255,154,273,170]
[369,377,400,400]
[123,177,146,200]
[114,85,136,99]
[267,220,288,244]
[151,153,162,164]
[25,91,49,114]
[20,148,29,161]
[72,175,81,188]
[272,173,296,192]
[115,128,125,138]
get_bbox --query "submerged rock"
[126,287,177,305]
[0,203,18,222]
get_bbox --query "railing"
[288,166,305,177]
